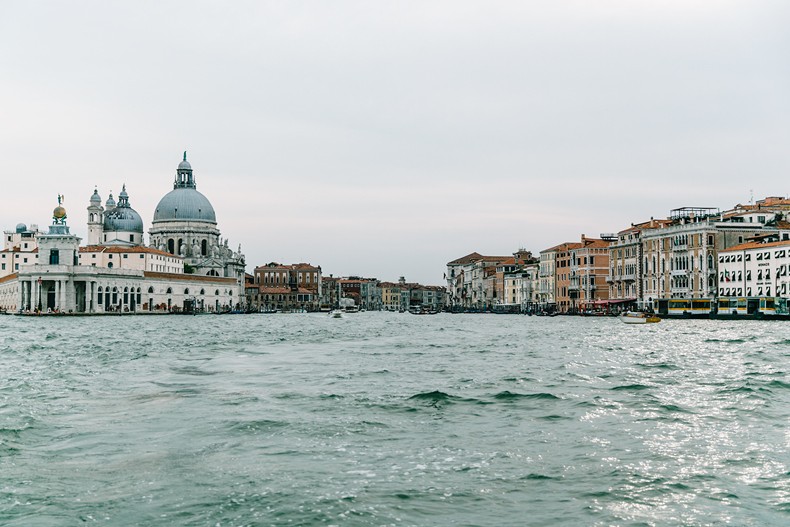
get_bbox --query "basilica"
[0,154,246,313]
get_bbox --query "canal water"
[1,313,788,526]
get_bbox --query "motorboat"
[619,311,661,324]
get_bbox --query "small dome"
[53,206,67,219]
[105,193,116,208]
[90,188,101,203]
[15,223,27,233]
[178,151,192,170]
[104,207,144,233]
[104,185,143,233]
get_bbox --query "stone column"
[86,281,93,313]
[32,279,39,311]
[62,279,69,312]
[54,280,60,311]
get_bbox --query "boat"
[408,306,439,315]
[329,310,343,318]
[619,311,661,324]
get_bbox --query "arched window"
[108,262,113,268]
[123,288,129,305]
[136,288,141,305]
[201,239,208,256]
[148,286,154,294]
[200,289,205,295]
[97,286,103,304]
[112,287,118,305]
[215,289,220,296]
[166,287,172,294]
[184,288,190,295]
[168,239,175,254]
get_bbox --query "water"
[1,313,788,526]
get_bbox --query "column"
[53,280,60,311]
[61,279,68,312]
[32,279,38,311]
[86,281,93,313]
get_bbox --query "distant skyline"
[2,1,789,284]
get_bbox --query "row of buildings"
[244,264,445,312]
[446,197,790,316]
[0,153,446,315]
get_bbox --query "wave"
[494,391,560,400]
[521,473,558,481]
[611,384,651,391]
[407,391,484,407]
[408,390,453,403]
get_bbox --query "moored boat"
[619,311,661,324]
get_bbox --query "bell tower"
[87,187,104,246]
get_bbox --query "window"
[108,262,113,268]
[49,250,59,265]
[123,254,128,259]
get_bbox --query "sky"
[1,1,789,285]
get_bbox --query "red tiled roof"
[0,273,18,284]
[721,239,790,252]
[143,271,236,283]
[81,245,179,258]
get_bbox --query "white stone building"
[0,154,247,314]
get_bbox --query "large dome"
[153,188,217,223]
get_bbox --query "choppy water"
[1,313,788,526]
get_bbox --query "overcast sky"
[1,1,789,284]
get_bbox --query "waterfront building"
[380,281,403,311]
[320,275,341,310]
[538,248,556,310]
[640,206,787,313]
[717,238,790,314]
[606,220,671,310]
[503,261,539,312]
[445,252,522,310]
[148,153,246,289]
[1,223,42,278]
[0,154,246,314]
[568,236,611,312]
[545,242,582,313]
[250,262,322,312]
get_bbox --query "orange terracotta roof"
[0,273,18,284]
[447,252,484,265]
[81,245,180,258]
[143,271,236,283]
[721,239,790,252]
[1,247,39,253]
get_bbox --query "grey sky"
[1,1,789,284]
